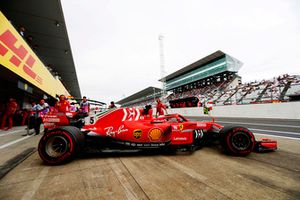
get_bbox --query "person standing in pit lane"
[142,105,153,119]
[55,95,71,113]
[156,99,167,117]
[38,99,50,115]
[0,98,18,131]
[32,101,44,135]
[32,99,50,135]
[109,101,116,109]
[25,101,37,135]
[80,96,90,115]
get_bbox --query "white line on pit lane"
[250,128,300,136]
[254,133,300,141]
[0,135,33,150]
[217,121,300,128]
[0,129,24,137]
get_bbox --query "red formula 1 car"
[38,107,277,165]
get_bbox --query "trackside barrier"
[166,101,300,119]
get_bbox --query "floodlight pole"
[159,34,167,101]
[153,87,156,102]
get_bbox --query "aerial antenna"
[159,34,167,100]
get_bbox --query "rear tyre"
[38,126,84,165]
[220,126,255,156]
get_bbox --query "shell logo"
[148,128,163,141]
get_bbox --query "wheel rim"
[45,136,69,158]
[231,132,251,151]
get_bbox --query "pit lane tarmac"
[0,134,300,200]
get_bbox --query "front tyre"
[220,126,255,156]
[38,126,84,165]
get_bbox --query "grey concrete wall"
[166,101,300,119]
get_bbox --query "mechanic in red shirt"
[156,99,167,117]
[55,95,71,113]
[1,98,18,130]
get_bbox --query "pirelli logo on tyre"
[148,128,163,141]
[133,129,142,139]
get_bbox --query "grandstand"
[117,50,300,108]
[166,73,300,107]
[214,74,300,105]
[162,50,242,107]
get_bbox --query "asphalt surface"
[0,118,299,200]
[0,126,41,179]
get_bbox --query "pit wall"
[165,101,300,119]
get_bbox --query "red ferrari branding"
[179,124,184,131]
[0,29,43,84]
[148,128,163,141]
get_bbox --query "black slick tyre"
[220,125,255,156]
[38,126,84,165]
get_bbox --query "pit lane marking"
[0,135,33,150]
[160,157,234,198]
[250,128,300,136]
[217,121,300,129]
[21,167,50,200]
[108,158,141,200]
[254,133,300,141]
[161,157,207,181]
[0,130,24,137]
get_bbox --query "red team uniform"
[55,99,70,113]
[156,100,166,116]
[1,99,18,130]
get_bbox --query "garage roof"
[0,0,81,97]
[117,87,162,105]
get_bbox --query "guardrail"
[166,101,300,119]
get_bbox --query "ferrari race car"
[38,107,277,165]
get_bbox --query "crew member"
[156,99,167,117]
[109,101,116,109]
[39,99,50,115]
[142,105,153,119]
[21,108,29,126]
[80,96,90,114]
[55,95,71,113]
[32,101,44,135]
[26,101,37,134]
[32,99,50,135]
[0,98,18,130]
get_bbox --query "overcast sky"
[61,0,300,103]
